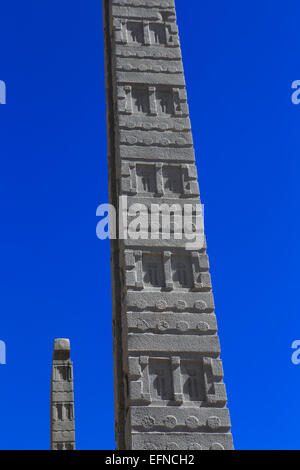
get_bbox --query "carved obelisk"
[102,0,234,450]
[50,339,75,450]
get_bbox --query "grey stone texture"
[50,339,75,450]
[102,0,234,450]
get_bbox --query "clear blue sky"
[0,0,299,450]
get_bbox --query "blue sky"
[0,0,299,450]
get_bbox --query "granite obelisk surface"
[102,0,234,450]
[50,338,75,450]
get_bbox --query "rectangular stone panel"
[115,45,182,61]
[130,432,234,451]
[127,333,220,354]
[116,72,186,86]
[129,406,231,432]
[126,312,218,334]
[118,115,191,131]
[126,290,215,313]
[149,358,173,401]
[142,253,165,287]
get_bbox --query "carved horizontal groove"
[115,42,180,50]
[118,112,189,120]
[120,158,195,166]
[113,17,175,24]
[119,124,189,132]
[127,286,212,293]
[116,75,186,87]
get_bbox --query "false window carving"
[181,360,205,402]
[56,403,63,420]
[132,87,150,114]
[55,365,71,381]
[163,166,183,195]
[149,359,173,401]
[171,255,193,288]
[143,254,164,287]
[56,443,74,450]
[176,263,188,286]
[148,264,159,286]
[65,403,74,420]
[136,164,157,193]
[156,88,175,115]
[126,22,144,44]
[149,23,167,45]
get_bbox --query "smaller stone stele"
[50,338,75,450]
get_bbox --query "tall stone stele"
[102,0,234,450]
[50,338,76,450]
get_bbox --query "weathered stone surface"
[102,0,234,450]
[130,433,234,451]
[129,407,231,432]
[126,311,218,333]
[50,338,75,450]
[127,333,220,354]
